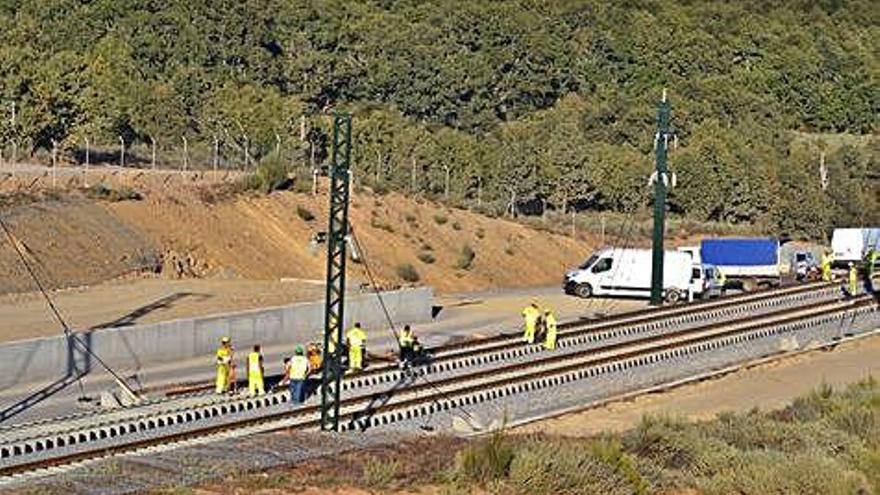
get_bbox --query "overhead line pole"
[650,90,673,306]
[320,112,352,432]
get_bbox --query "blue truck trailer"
[699,237,781,289]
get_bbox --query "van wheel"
[665,289,681,304]
[575,283,593,298]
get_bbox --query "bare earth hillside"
[0,167,592,296]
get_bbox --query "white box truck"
[831,228,880,267]
[564,247,695,303]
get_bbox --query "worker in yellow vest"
[398,325,416,365]
[521,302,541,344]
[247,344,265,396]
[820,251,833,282]
[543,309,558,350]
[848,262,859,297]
[215,337,234,394]
[346,322,367,371]
[288,346,311,404]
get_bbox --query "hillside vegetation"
[0,1,877,238]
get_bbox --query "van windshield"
[579,254,599,270]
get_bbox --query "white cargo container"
[564,247,694,303]
[831,228,880,267]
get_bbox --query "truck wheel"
[575,283,593,298]
[665,289,681,304]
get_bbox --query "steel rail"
[157,281,836,397]
[0,282,841,439]
[1,294,873,480]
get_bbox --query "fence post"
[182,136,188,171]
[243,135,249,170]
[119,136,125,168]
[83,137,89,187]
[213,135,219,172]
[150,136,156,169]
[51,139,57,188]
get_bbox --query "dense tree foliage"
[0,0,877,237]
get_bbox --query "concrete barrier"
[0,287,432,390]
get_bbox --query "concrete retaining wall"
[0,287,432,390]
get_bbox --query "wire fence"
[0,135,315,175]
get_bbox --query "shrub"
[396,263,420,282]
[85,184,142,201]
[370,216,395,233]
[433,214,448,225]
[241,154,290,193]
[475,227,485,239]
[418,252,436,264]
[454,245,476,270]
[504,246,515,256]
[421,243,433,251]
[372,182,390,196]
[296,205,315,222]
[508,438,633,495]
[454,431,514,484]
[292,171,314,194]
[452,221,462,230]
[405,213,418,224]
[363,457,398,490]
[695,449,869,495]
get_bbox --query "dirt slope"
[0,199,158,294]
[0,169,592,296]
[107,186,589,293]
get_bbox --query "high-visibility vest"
[248,351,262,376]
[522,307,540,325]
[216,347,232,366]
[289,355,309,380]
[544,313,557,333]
[399,329,415,347]
[347,327,366,347]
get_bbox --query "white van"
[564,247,695,303]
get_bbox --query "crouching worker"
[307,342,323,371]
[398,325,416,367]
[288,346,310,405]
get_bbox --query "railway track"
[1,284,875,483]
[152,281,839,398]
[0,281,837,438]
